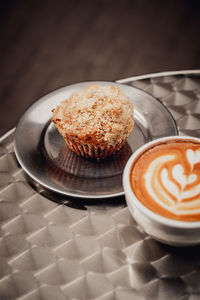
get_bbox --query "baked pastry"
[52,84,134,159]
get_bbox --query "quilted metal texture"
[129,73,200,137]
[0,72,200,300]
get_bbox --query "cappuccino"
[130,138,200,221]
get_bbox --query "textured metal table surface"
[1,71,200,300]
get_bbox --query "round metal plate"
[14,81,178,199]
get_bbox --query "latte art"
[131,140,200,221]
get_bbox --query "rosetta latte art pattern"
[145,150,200,215]
[131,140,200,221]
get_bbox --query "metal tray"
[14,81,177,199]
[1,70,200,300]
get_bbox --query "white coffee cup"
[123,136,200,246]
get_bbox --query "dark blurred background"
[1,0,200,136]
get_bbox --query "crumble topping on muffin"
[52,84,134,159]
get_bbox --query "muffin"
[52,84,134,159]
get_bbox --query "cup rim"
[123,135,200,229]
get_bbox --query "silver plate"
[14,81,177,198]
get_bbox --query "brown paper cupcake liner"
[63,136,124,160]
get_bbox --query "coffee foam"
[130,140,200,221]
